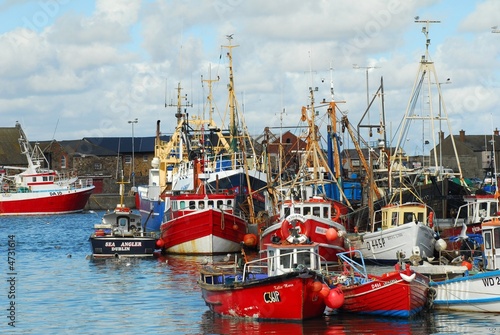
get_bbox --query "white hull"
[166,234,241,254]
[350,223,436,262]
[431,270,500,312]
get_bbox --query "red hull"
[340,268,429,317]
[160,209,248,254]
[200,275,326,320]
[0,188,94,215]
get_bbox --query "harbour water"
[2,212,500,334]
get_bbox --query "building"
[430,128,500,179]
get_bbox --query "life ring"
[427,211,434,228]
[331,201,344,222]
[281,214,310,239]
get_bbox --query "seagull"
[226,34,234,40]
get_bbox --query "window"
[124,155,132,164]
[61,156,66,169]
[94,163,103,170]
[143,155,148,162]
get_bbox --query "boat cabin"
[99,205,142,236]
[458,195,500,225]
[481,218,500,270]
[376,203,429,231]
[281,197,332,220]
[253,243,324,277]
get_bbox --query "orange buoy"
[325,287,344,309]
[155,239,165,249]
[462,260,473,271]
[243,234,258,247]
[311,281,323,292]
[95,229,105,237]
[319,283,330,299]
[325,228,338,241]
[232,223,239,231]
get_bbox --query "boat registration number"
[263,291,281,303]
[482,277,500,287]
[366,238,386,250]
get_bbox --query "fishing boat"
[347,199,437,264]
[157,159,257,255]
[429,216,500,312]
[0,123,95,215]
[89,178,159,258]
[330,250,430,318]
[437,192,499,251]
[136,38,268,231]
[198,239,341,320]
[260,196,348,262]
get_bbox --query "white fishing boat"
[1,122,95,215]
[430,217,500,312]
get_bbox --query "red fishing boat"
[198,240,342,320]
[157,159,257,255]
[0,123,94,215]
[260,196,348,262]
[330,250,430,317]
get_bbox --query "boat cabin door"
[117,216,131,232]
[482,220,500,270]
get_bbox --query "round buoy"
[155,239,165,248]
[311,281,323,292]
[232,223,239,231]
[462,260,473,271]
[435,239,447,252]
[95,230,105,237]
[319,284,330,299]
[325,228,338,241]
[243,234,258,247]
[325,287,344,309]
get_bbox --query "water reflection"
[198,311,433,335]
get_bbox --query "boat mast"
[222,35,239,155]
[391,19,466,187]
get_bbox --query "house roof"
[84,136,170,154]
[450,134,500,152]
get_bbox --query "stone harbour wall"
[85,194,136,211]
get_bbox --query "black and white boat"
[90,179,160,258]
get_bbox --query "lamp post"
[128,118,138,190]
[353,64,380,108]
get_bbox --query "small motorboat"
[329,250,430,318]
[89,178,160,258]
[198,237,343,321]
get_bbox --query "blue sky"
[0,0,499,158]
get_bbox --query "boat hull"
[430,270,500,312]
[160,209,248,255]
[349,223,436,264]
[0,186,94,215]
[340,269,430,317]
[199,273,326,320]
[90,236,157,258]
[135,186,165,232]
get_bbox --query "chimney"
[439,131,444,141]
[459,129,465,142]
[495,128,499,136]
